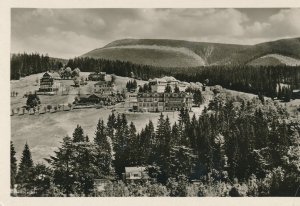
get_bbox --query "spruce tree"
[17,142,34,194]
[113,114,129,178]
[127,122,138,165]
[47,136,75,197]
[94,119,108,148]
[94,119,112,177]
[72,125,85,142]
[107,112,116,143]
[11,141,17,190]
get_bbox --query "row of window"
[94,84,112,87]
[138,102,164,107]
[40,85,53,88]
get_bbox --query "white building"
[149,76,187,93]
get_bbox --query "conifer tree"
[94,119,113,178]
[11,141,17,190]
[127,122,138,165]
[113,114,129,178]
[107,112,116,142]
[94,120,108,148]
[171,122,180,146]
[140,120,156,164]
[17,142,34,194]
[47,136,75,197]
[31,163,53,196]
[156,113,165,140]
[72,125,85,142]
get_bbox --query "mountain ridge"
[82,37,300,67]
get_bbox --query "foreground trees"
[16,142,34,195]
[12,91,300,196]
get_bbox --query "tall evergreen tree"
[127,122,138,165]
[113,114,129,178]
[47,136,75,197]
[94,119,108,150]
[107,112,116,143]
[94,119,113,178]
[11,141,17,190]
[72,125,85,142]
[17,142,34,194]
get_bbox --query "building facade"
[88,72,106,81]
[94,81,115,94]
[149,77,188,93]
[136,92,193,112]
[38,72,54,92]
[122,167,149,182]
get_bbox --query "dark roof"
[89,94,101,99]
[125,167,147,173]
[79,94,101,99]
[94,81,112,86]
[42,72,52,77]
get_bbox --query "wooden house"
[122,166,149,182]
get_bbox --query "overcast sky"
[11,8,300,59]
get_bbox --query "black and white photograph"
[4,4,300,200]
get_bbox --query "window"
[133,174,139,177]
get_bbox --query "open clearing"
[11,105,204,164]
[11,72,202,164]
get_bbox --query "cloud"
[11,27,103,58]
[11,8,300,58]
[245,8,300,39]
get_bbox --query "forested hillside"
[10,53,67,80]
[82,37,300,67]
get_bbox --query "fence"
[11,104,73,116]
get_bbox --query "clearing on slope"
[82,44,206,67]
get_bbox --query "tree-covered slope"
[82,37,300,67]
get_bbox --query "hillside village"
[11,69,215,116]
[11,68,217,195]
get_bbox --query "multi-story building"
[94,81,115,94]
[136,92,193,112]
[149,78,167,93]
[88,72,106,81]
[38,72,54,92]
[149,77,188,93]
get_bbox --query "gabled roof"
[94,81,112,86]
[42,72,52,78]
[88,94,101,98]
[125,166,146,173]
[79,94,101,99]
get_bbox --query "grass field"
[11,72,196,164]
[11,104,205,164]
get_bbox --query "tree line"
[65,57,300,101]
[11,92,300,196]
[11,53,300,101]
[10,53,65,80]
